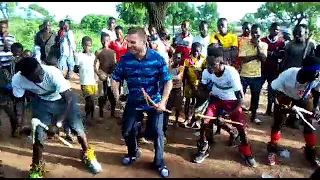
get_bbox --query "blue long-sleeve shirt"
[112,48,172,110]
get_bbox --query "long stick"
[195,114,244,126]
[141,88,172,113]
[292,106,316,131]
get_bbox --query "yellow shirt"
[184,55,206,86]
[238,39,268,77]
[209,33,238,48]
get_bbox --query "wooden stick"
[141,88,172,113]
[195,114,244,126]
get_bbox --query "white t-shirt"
[271,67,320,100]
[192,35,210,57]
[101,28,117,41]
[33,45,41,63]
[60,30,76,56]
[75,52,96,85]
[153,38,169,64]
[12,65,71,101]
[202,66,243,100]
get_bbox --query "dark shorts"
[167,88,183,111]
[32,94,84,144]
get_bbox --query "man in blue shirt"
[112,27,173,178]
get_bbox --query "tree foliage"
[80,14,108,33]
[196,2,219,30]
[255,2,320,28]
[116,2,147,25]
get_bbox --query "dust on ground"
[0,76,319,178]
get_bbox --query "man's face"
[199,23,208,37]
[101,36,111,47]
[0,23,8,34]
[269,25,280,37]
[127,33,146,56]
[83,41,92,52]
[293,27,306,43]
[181,22,189,34]
[115,29,124,40]
[217,20,228,35]
[26,65,44,83]
[43,22,51,32]
[251,27,261,40]
[242,24,251,36]
[108,19,116,30]
[12,48,23,57]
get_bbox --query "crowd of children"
[1,15,320,178]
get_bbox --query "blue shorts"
[32,94,84,144]
[58,54,75,72]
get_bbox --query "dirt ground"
[0,76,319,178]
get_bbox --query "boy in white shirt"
[74,36,97,125]
[267,55,320,167]
[12,57,102,178]
[192,46,257,168]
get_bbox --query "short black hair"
[207,44,223,58]
[64,19,71,24]
[59,20,64,24]
[16,57,40,77]
[0,19,8,25]
[101,32,110,40]
[217,18,227,24]
[11,42,23,52]
[115,25,123,31]
[270,22,279,29]
[242,22,250,27]
[82,36,92,45]
[200,20,208,26]
[315,44,320,58]
[207,46,224,65]
[302,55,320,67]
[191,42,202,51]
[251,24,260,30]
[108,17,116,22]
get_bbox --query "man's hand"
[156,100,167,112]
[313,108,320,120]
[97,70,107,81]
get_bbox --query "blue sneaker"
[122,150,141,165]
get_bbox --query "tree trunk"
[145,2,169,32]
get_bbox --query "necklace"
[267,35,278,43]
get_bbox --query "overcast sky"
[19,2,265,23]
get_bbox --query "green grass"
[9,17,101,52]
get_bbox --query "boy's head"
[81,36,92,53]
[206,46,224,74]
[315,44,320,58]
[0,19,8,34]
[293,24,308,43]
[101,32,111,48]
[46,52,59,67]
[11,42,24,57]
[22,50,32,58]
[17,57,44,83]
[171,52,182,68]
[115,26,124,40]
[191,42,202,58]
[297,55,320,83]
